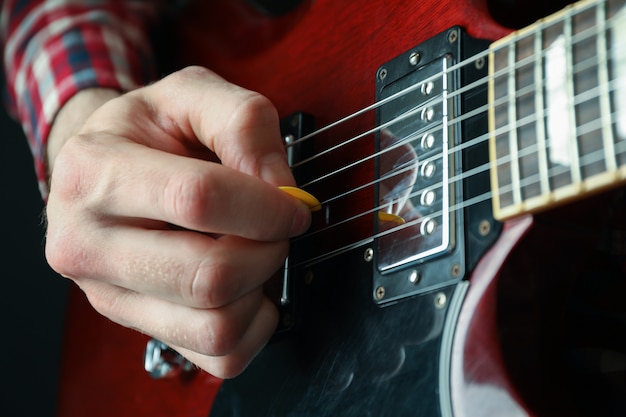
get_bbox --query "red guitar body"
[56,0,626,416]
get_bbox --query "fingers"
[58,67,314,241]
[170,296,278,378]
[49,133,311,241]
[82,66,294,187]
[47,220,289,309]
[78,279,278,379]
[45,67,306,379]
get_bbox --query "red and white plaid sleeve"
[1,0,162,199]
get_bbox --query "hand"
[45,66,312,378]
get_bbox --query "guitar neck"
[488,0,626,220]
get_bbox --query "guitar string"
[294,111,625,245]
[290,110,626,266]
[293,51,623,210]
[286,2,615,169]
[290,85,626,266]
[377,135,626,260]
[344,2,626,263]
[289,21,624,200]
[293,132,626,268]
[289,17,622,176]
[290,44,623,264]
[283,6,626,267]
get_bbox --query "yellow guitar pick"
[279,186,322,212]
[378,212,406,224]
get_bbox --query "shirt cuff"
[3,4,158,199]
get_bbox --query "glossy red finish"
[450,216,534,417]
[174,0,508,124]
[452,192,626,417]
[56,0,515,416]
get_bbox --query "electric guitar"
[56,0,626,415]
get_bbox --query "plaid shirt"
[1,0,161,198]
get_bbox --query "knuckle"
[229,92,277,132]
[189,258,235,308]
[162,170,216,228]
[84,285,122,318]
[49,136,93,202]
[219,92,280,177]
[175,65,214,82]
[211,359,248,379]
[44,226,85,279]
[49,133,119,211]
[159,66,211,90]
[44,239,71,278]
[195,314,241,357]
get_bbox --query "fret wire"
[289,0,612,177]
[487,139,626,219]
[597,0,618,171]
[507,41,523,205]
[300,45,624,205]
[564,9,583,184]
[279,0,626,265]
[279,0,623,219]
[534,26,551,195]
[293,103,626,261]
[292,14,619,178]
[295,61,623,206]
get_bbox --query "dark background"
[0,75,68,416]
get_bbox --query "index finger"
[134,66,295,187]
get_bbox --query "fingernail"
[290,202,312,236]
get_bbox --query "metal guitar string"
[293,82,624,267]
[294,134,626,268]
[292,22,625,267]
[289,0,614,172]
[290,43,621,207]
[376,134,626,260]
[287,3,625,268]
[294,115,625,268]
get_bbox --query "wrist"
[47,88,121,175]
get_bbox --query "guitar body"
[56,0,626,416]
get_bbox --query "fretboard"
[489,0,626,220]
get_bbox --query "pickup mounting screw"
[375,286,386,300]
[364,248,374,262]
[475,57,485,70]
[479,220,491,236]
[409,270,420,285]
[448,29,458,44]
[434,292,447,309]
[409,52,421,66]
